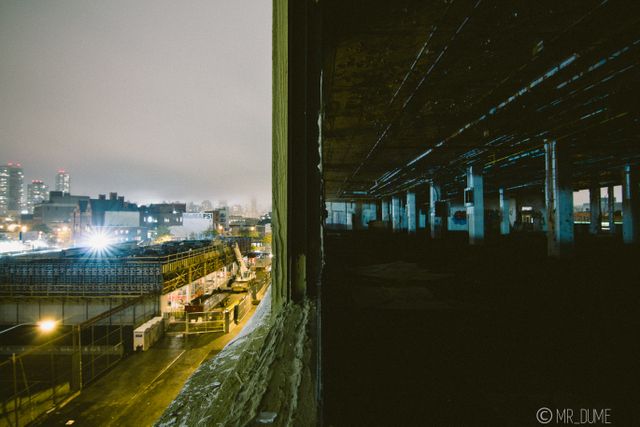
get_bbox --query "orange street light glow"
[38,320,57,333]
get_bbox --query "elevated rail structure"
[0,240,244,426]
[0,241,235,297]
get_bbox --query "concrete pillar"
[414,185,427,230]
[381,199,390,222]
[544,140,574,257]
[622,165,639,244]
[353,201,363,230]
[499,188,510,235]
[369,202,376,227]
[429,183,444,239]
[607,185,616,233]
[418,209,427,229]
[465,165,485,244]
[589,185,601,235]
[540,198,556,232]
[406,192,417,233]
[391,195,402,231]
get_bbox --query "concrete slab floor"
[32,296,260,427]
[322,231,640,426]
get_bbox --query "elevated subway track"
[0,241,235,297]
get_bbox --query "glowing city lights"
[37,319,57,333]
[85,230,114,255]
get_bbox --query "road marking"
[142,350,186,393]
[58,391,81,410]
[106,349,186,427]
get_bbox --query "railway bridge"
[0,240,235,326]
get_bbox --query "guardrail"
[166,287,261,337]
[0,345,122,356]
[0,282,162,297]
[167,309,229,335]
[235,295,252,323]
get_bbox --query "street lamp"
[0,320,58,336]
[38,319,56,333]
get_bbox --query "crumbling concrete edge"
[252,298,316,427]
[155,289,316,427]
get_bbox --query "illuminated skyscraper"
[0,162,25,216]
[55,169,71,193]
[27,179,49,213]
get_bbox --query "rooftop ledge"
[156,287,316,427]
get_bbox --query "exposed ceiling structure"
[322,0,640,200]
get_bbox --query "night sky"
[0,0,271,208]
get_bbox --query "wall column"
[544,140,574,257]
[589,185,601,235]
[406,192,416,233]
[499,188,510,235]
[607,185,616,234]
[353,201,363,230]
[381,199,390,222]
[622,165,639,244]
[418,209,427,229]
[391,195,402,231]
[429,182,444,239]
[465,165,485,245]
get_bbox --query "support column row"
[544,140,574,257]
[622,165,639,244]
[406,192,417,233]
[466,165,484,245]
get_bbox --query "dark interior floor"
[321,231,640,426]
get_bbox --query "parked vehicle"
[133,316,164,351]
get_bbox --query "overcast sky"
[0,0,271,208]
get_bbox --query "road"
[33,295,260,427]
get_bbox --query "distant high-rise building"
[212,206,230,230]
[187,201,201,213]
[27,179,49,213]
[0,162,25,216]
[201,200,213,211]
[55,169,71,193]
[250,196,258,218]
[230,204,243,216]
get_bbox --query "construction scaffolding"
[168,293,255,336]
[161,245,235,294]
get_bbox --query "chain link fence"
[0,295,157,427]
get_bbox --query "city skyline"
[1,160,267,209]
[0,0,271,207]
